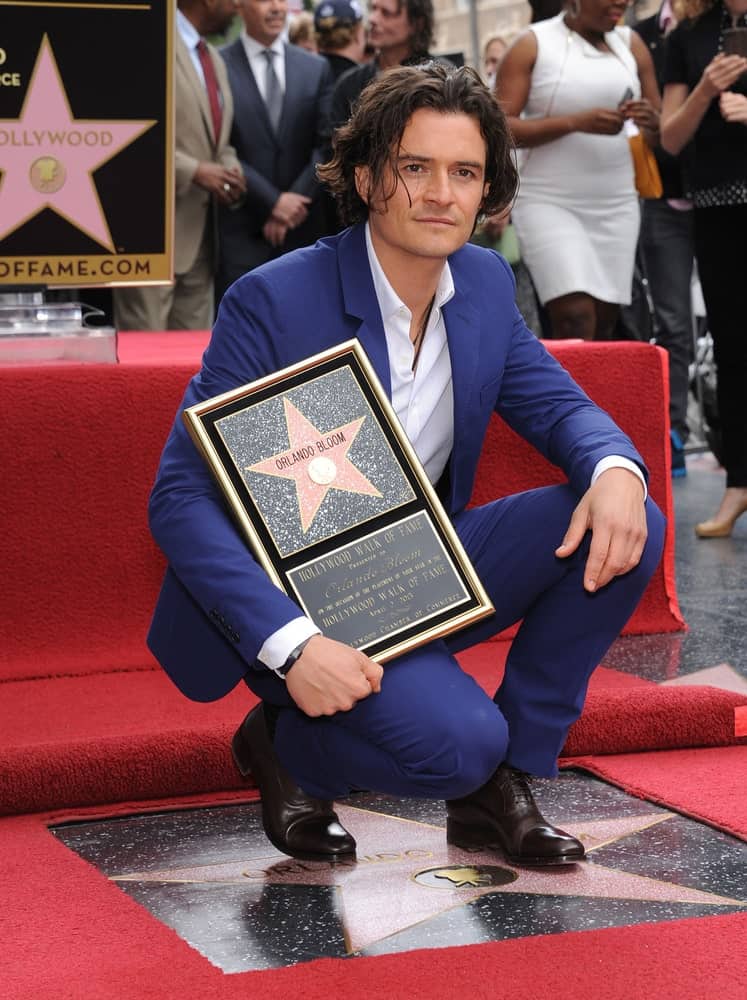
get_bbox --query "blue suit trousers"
[243,485,665,800]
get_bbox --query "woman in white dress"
[496,0,660,339]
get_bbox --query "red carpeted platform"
[0,333,712,827]
[2,804,746,1000]
[1,334,682,688]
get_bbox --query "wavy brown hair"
[317,62,518,226]
[672,0,715,19]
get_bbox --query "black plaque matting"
[184,340,494,663]
[0,0,172,287]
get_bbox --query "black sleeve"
[330,64,374,131]
[662,22,688,86]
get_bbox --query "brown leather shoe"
[232,704,356,862]
[446,764,585,867]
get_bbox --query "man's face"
[205,0,238,35]
[237,0,288,46]
[356,109,489,271]
[367,0,414,53]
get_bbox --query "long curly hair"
[317,62,518,226]
[401,0,436,57]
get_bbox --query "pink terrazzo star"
[115,807,743,954]
[247,397,382,532]
[0,35,155,249]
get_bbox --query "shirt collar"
[658,0,674,32]
[176,8,201,51]
[241,28,285,59]
[364,221,455,324]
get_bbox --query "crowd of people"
[113,0,746,531]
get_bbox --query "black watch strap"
[276,636,315,677]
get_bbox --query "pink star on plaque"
[0,35,155,249]
[247,398,382,533]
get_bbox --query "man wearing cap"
[314,0,367,81]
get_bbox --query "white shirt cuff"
[257,616,321,677]
[591,456,647,501]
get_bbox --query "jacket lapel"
[176,34,215,149]
[441,257,482,497]
[336,226,392,397]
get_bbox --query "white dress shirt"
[239,30,286,99]
[257,226,646,674]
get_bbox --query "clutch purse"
[628,129,663,200]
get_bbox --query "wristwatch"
[276,635,314,677]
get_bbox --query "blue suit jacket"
[148,225,645,701]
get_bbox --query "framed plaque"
[183,340,494,663]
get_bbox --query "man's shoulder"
[451,240,513,282]
[230,233,346,298]
[284,41,331,76]
[219,37,244,66]
[333,60,376,95]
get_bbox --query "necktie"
[262,48,283,132]
[196,39,223,144]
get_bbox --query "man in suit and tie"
[114,0,245,331]
[216,0,334,298]
[148,65,665,868]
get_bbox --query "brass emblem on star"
[246,397,382,533]
[29,155,66,193]
[414,864,518,890]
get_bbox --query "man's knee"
[405,704,508,800]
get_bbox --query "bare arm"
[661,53,747,155]
[496,31,625,149]
[621,32,661,147]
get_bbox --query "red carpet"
[2,648,745,836]
[569,747,747,843]
[1,338,681,688]
[2,806,745,1000]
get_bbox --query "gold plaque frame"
[184,339,494,663]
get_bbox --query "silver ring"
[223,182,231,192]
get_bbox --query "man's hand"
[285,635,384,717]
[555,468,647,592]
[262,217,288,247]
[272,191,311,228]
[193,162,245,204]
